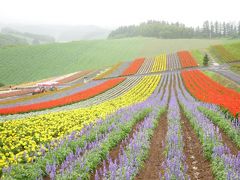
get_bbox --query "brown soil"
[218,128,240,156]
[90,118,144,180]
[181,110,214,180]
[135,112,168,180]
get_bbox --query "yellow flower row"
[94,62,122,80]
[152,54,166,72]
[0,75,161,169]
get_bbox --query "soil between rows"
[181,110,214,180]
[135,112,168,180]
[218,127,240,156]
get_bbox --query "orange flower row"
[0,78,125,115]
[181,70,240,117]
[121,58,145,76]
[178,51,198,68]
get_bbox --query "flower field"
[121,58,145,76]
[178,51,198,68]
[0,51,240,179]
[181,70,240,116]
[0,78,125,115]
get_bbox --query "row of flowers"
[0,75,161,172]
[152,54,167,72]
[0,78,125,115]
[176,72,240,179]
[161,83,188,179]
[2,103,151,179]
[178,51,198,68]
[181,70,240,117]
[121,58,145,76]
[94,62,122,80]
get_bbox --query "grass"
[230,64,240,75]
[0,37,227,85]
[224,42,240,60]
[190,50,204,65]
[203,70,240,92]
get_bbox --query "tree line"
[108,20,240,39]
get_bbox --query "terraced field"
[0,48,240,180]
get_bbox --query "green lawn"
[203,70,240,92]
[224,42,240,60]
[190,50,204,65]
[0,37,227,85]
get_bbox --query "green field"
[0,37,228,85]
[190,50,204,65]
[224,42,240,60]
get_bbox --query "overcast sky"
[0,0,239,28]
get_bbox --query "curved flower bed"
[181,70,240,117]
[121,58,145,76]
[178,51,198,68]
[0,78,125,115]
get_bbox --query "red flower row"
[0,78,125,115]
[181,70,240,117]
[121,58,145,76]
[178,51,198,68]
[0,89,34,99]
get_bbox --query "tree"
[214,21,219,37]
[203,21,210,38]
[222,22,226,37]
[238,22,240,36]
[210,22,214,38]
[203,54,210,66]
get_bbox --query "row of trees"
[200,21,240,38]
[108,20,240,39]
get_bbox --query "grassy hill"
[224,42,240,60]
[0,33,28,47]
[0,38,230,85]
[1,27,55,45]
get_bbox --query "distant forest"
[109,20,240,39]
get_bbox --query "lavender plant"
[161,79,188,179]
[175,72,240,179]
[95,75,170,180]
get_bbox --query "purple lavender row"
[2,101,150,179]
[175,72,240,179]
[105,61,132,78]
[161,75,188,179]
[167,53,181,70]
[212,69,240,85]
[137,58,154,74]
[52,105,148,179]
[95,75,170,179]
[54,76,168,179]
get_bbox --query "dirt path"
[219,128,240,156]
[181,110,214,180]
[135,112,168,180]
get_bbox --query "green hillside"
[0,38,227,85]
[0,33,28,47]
[224,42,240,60]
